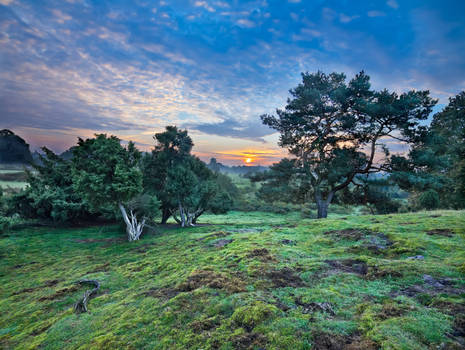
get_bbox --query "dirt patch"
[190,317,219,332]
[231,332,268,350]
[377,303,410,319]
[177,270,246,293]
[391,275,465,299]
[427,229,454,237]
[432,301,465,344]
[324,228,367,240]
[368,265,403,279]
[281,239,296,245]
[143,287,179,300]
[211,239,233,248]
[38,285,81,301]
[267,267,304,288]
[246,248,276,262]
[325,259,368,275]
[312,332,377,350]
[12,279,61,296]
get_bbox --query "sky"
[1,0,464,165]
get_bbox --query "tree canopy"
[261,71,436,218]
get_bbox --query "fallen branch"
[74,279,100,314]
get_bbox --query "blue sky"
[1,0,464,165]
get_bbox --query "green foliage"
[71,134,142,214]
[391,91,465,209]
[418,189,440,210]
[9,147,90,223]
[143,127,235,225]
[261,71,436,218]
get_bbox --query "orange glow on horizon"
[244,158,253,164]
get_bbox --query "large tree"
[10,147,90,222]
[71,134,149,241]
[143,126,235,226]
[261,71,436,218]
[143,126,194,224]
[391,91,465,209]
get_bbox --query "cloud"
[367,10,386,17]
[236,18,255,28]
[386,0,399,9]
[194,1,215,12]
[186,117,276,143]
[339,13,359,23]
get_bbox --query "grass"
[1,210,464,349]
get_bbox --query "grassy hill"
[1,211,464,349]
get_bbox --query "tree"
[248,158,309,204]
[71,134,148,241]
[390,91,465,209]
[143,126,194,224]
[10,147,90,222]
[143,126,234,226]
[261,71,436,218]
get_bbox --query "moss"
[0,210,464,349]
[231,301,279,331]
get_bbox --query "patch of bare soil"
[281,239,296,245]
[177,269,246,293]
[267,267,305,288]
[143,286,179,300]
[38,285,81,301]
[246,248,276,262]
[231,332,268,350]
[325,259,368,275]
[426,229,454,237]
[12,279,61,296]
[247,248,276,262]
[324,228,368,240]
[190,317,220,332]
[391,275,465,298]
[312,332,377,350]
[432,301,465,342]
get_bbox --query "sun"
[245,158,252,164]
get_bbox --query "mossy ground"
[1,210,464,349]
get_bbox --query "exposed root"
[74,279,100,314]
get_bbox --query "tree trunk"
[119,203,146,241]
[178,202,186,227]
[316,201,329,218]
[315,191,334,219]
[160,207,171,224]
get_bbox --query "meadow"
[1,210,464,349]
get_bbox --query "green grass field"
[1,210,464,349]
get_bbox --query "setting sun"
[245,158,252,164]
